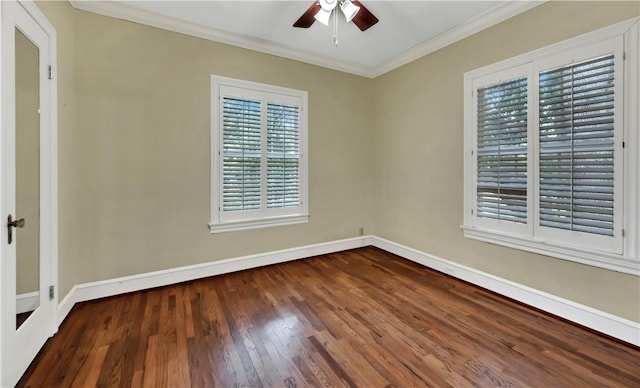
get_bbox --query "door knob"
[7,215,25,245]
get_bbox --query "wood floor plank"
[74,344,109,388]
[17,247,640,387]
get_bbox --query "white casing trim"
[462,226,640,276]
[68,0,544,78]
[57,235,639,347]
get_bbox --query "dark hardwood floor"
[18,247,640,387]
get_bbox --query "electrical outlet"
[359,227,364,236]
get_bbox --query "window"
[476,75,529,225]
[210,76,308,233]
[538,55,618,241]
[463,19,639,275]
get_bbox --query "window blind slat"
[267,103,301,209]
[539,54,615,236]
[222,97,262,212]
[476,77,528,223]
[221,98,303,213]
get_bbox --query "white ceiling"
[70,1,543,77]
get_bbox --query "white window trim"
[463,18,640,276]
[210,76,309,233]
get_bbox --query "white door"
[0,1,57,386]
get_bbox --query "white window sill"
[461,225,639,276]
[210,214,309,234]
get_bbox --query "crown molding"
[369,0,546,77]
[69,0,371,76]
[69,1,545,78]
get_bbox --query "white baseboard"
[16,291,39,314]
[56,235,639,347]
[57,236,368,325]
[368,236,640,347]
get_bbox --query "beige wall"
[372,1,640,322]
[36,1,639,323]
[38,2,374,298]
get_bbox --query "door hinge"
[49,285,54,300]
[48,65,53,80]
[622,229,626,238]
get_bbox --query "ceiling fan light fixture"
[318,0,338,11]
[314,7,332,26]
[340,0,360,23]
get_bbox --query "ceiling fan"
[293,0,379,32]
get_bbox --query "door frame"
[0,0,57,385]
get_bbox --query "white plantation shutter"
[267,103,300,208]
[221,99,303,212]
[476,78,528,223]
[464,23,637,272]
[222,97,262,211]
[212,76,308,232]
[539,55,615,236]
